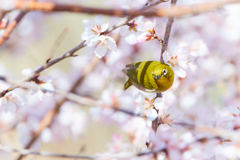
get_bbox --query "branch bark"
[0,11,26,47]
[14,0,239,18]
[160,0,177,62]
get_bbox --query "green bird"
[122,61,174,93]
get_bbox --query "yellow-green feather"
[123,78,132,90]
[122,61,174,92]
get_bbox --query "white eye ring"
[163,69,167,76]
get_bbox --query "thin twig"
[0,145,94,159]
[0,11,27,47]
[1,76,146,117]
[174,122,240,143]
[47,27,68,62]
[0,41,86,98]
[160,0,177,62]
[14,0,240,18]
[104,0,168,34]
[0,132,232,160]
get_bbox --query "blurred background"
[0,0,240,159]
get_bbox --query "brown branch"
[160,0,177,62]
[1,76,146,118]
[14,0,240,18]
[174,122,240,143]
[0,11,26,47]
[0,40,86,98]
[47,27,68,62]
[103,0,168,34]
[0,145,94,159]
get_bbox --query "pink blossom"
[134,92,162,121]
[81,15,117,58]
[163,47,192,78]
[94,35,117,58]
[136,18,156,43]
[159,105,180,126]
[1,92,27,113]
[81,15,109,45]
[121,17,142,45]
[22,68,55,100]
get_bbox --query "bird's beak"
[159,73,164,78]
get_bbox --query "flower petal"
[82,19,92,30]
[125,34,137,45]
[229,106,239,115]
[95,43,107,58]
[81,31,92,41]
[174,66,186,78]
[135,92,144,104]
[87,36,99,46]
[95,15,104,26]
[106,36,117,52]
[162,51,170,63]
[147,108,158,121]
[40,83,55,96]
[101,23,109,32]
[134,105,145,115]
[22,68,33,76]
[38,90,44,101]
[4,101,17,113]
[145,20,154,30]
[136,32,150,43]
[153,98,163,110]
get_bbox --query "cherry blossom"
[136,18,156,43]
[94,35,117,58]
[22,68,55,100]
[159,105,180,126]
[134,92,162,121]
[81,15,108,45]
[121,17,142,45]
[1,92,27,113]
[81,15,117,58]
[163,47,192,78]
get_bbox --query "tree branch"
[14,0,239,18]
[0,11,26,47]
[0,145,94,159]
[160,0,177,62]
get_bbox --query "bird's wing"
[124,63,140,84]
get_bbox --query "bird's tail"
[124,79,132,90]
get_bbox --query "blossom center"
[91,24,101,35]
[168,55,179,67]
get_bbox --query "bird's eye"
[163,69,167,76]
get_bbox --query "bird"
[122,61,174,93]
